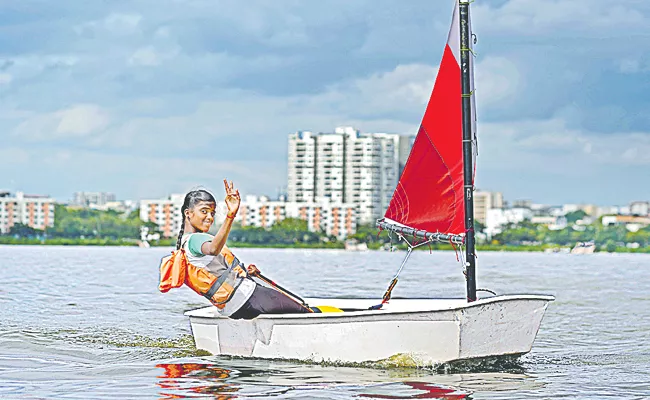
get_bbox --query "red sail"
[385,2,469,235]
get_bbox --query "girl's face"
[186,201,216,232]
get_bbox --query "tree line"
[2,205,156,240]
[2,205,649,251]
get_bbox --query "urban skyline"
[4,185,648,240]
[3,125,650,212]
[1,181,649,211]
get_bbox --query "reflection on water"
[156,362,472,399]
[358,382,469,399]
[157,363,239,399]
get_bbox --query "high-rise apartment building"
[72,192,117,208]
[287,126,412,224]
[474,190,504,225]
[0,191,55,234]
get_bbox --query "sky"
[1,0,649,206]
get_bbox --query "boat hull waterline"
[185,294,554,365]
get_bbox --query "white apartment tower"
[288,127,411,224]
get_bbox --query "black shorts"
[229,283,311,320]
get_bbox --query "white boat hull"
[185,294,553,366]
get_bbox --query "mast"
[459,0,477,302]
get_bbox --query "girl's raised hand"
[223,179,240,217]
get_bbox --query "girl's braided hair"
[176,189,216,250]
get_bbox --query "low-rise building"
[90,200,138,213]
[0,191,55,234]
[240,196,357,240]
[140,194,358,240]
[531,215,568,230]
[485,207,533,237]
[630,201,649,217]
[140,194,184,238]
[601,215,650,232]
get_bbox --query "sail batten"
[384,1,470,236]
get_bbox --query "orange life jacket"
[159,247,247,309]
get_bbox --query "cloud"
[74,13,143,37]
[475,56,521,109]
[475,117,650,203]
[128,46,165,66]
[0,73,12,85]
[619,58,650,74]
[0,146,287,202]
[0,147,30,164]
[478,117,650,172]
[302,63,437,121]
[56,104,110,136]
[473,0,649,36]
[303,56,523,122]
[13,104,110,141]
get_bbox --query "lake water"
[0,245,649,399]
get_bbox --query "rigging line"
[390,244,414,281]
[369,233,437,310]
[396,231,438,250]
[449,237,460,262]
[368,245,414,310]
[458,243,467,280]
[477,288,497,296]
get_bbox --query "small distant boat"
[345,239,369,251]
[544,247,571,254]
[185,0,553,366]
[571,241,595,254]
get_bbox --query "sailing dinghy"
[185,0,554,366]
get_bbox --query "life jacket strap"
[231,256,243,270]
[203,257,247,304]
[204,270,231,300]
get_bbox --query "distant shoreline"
[1,237,648,253]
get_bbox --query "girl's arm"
[201,179,240,256]
[201,214,234,256]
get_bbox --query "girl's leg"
[230,284,310,319]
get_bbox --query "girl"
[177,180,310,319]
